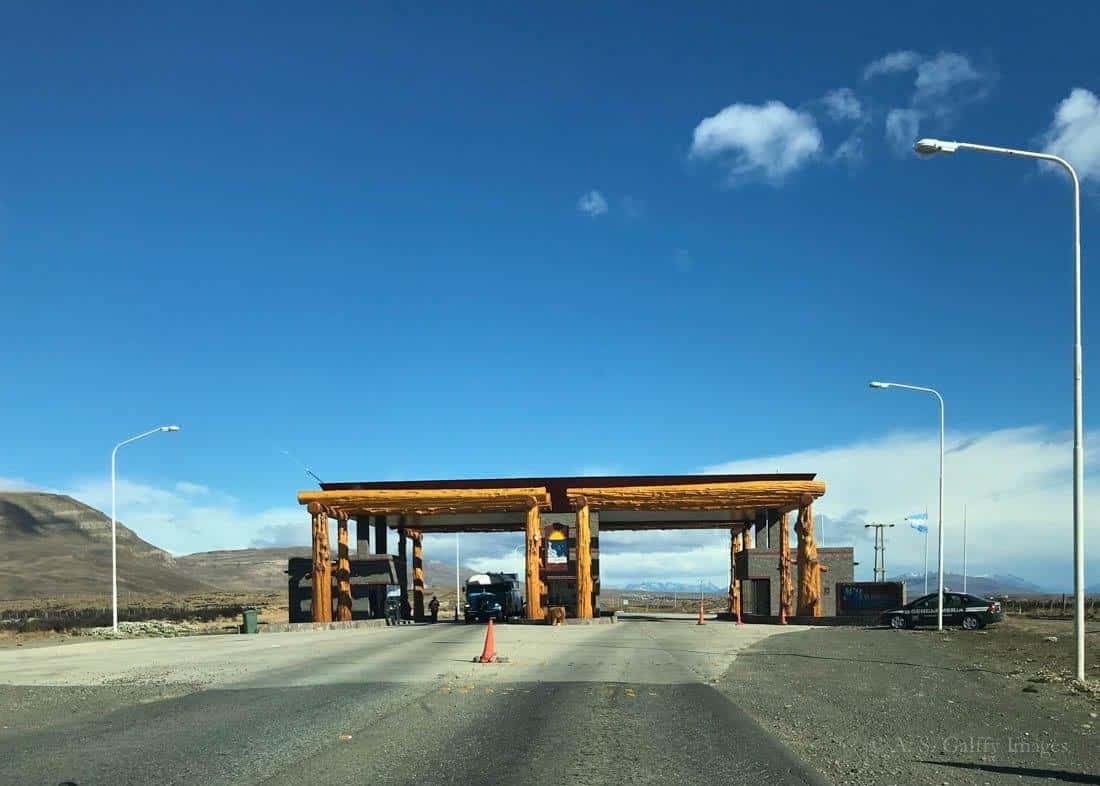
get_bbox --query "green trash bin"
[241,608,259,634]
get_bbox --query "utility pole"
[962,505,968,594]
[864,523,895,582]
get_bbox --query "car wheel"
[962,614,982,630]
[889,615,908,630]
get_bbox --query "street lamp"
[914,136,1085,683]
[869,381,946,631]
[110,425,180,633]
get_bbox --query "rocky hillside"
[0,492,213,598]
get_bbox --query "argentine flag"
[905,512,929,534]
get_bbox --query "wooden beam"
[778,511,793,621]
[412,531,425,620]
[297,487,552,516]
[729,528,742,615]
[311,510,332,622]
[336,514,352,622]
[796,504,823,617]
[576,503,593,619]
[565,480,825,512]
[525,504,544,620]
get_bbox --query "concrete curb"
[260,619,414,633]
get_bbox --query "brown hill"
[0,492,214,599]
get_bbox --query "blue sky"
[3,4,1100,588]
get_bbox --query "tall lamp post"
[870,381,945,631]
[914,136,1085,683]
[111,425,180,632]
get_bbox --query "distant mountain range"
[887,571,1046,597]
[618,580,726,594]
[0,492,474,600]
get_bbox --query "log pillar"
[525,503,544,620]
[412,531,425,620]
[336,513,352,621]
[397,523,410,620]
[575,502,593,619]
[309,502,332,622]
[796,503,823,617]
[778,511,793,621]
[728,527,742,615]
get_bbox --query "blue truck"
[464,572,524,622]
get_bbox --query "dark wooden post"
[796,503,823,617]
[729,527,741,615]
[355,517,370,558]
[308,502,332,622]
[412,530,425,620]
[778,511,792,621]
[372,515,388,619]
[525,503,544,620]
[575,501,593,619]
[336,513,352,621]
[397,522,410,619]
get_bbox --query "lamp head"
[161,425,181,432]
[869,381,890,389]
[914,138,959,156]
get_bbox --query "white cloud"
[0,476,37,492]
[885,108,922,154]
[1039,87,1100,182]
[822,87,866,122]
[913,52,982,107]
[576,190,608,217]
[863,50,922,80]
[704,425,1099,591]
[864,51,991,150]
[690,100,823,182]
[65,476,302,555]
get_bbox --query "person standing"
[428,595,440,623]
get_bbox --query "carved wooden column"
[575,501,593,619]
[336,513,352,621]
[308,502,332,622]
[525,503,544,620]
[729,527,742,615]
[778,511,793,621]
[796,503,823,617]
[412,530,425,619]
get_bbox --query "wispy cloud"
[822,87,866,122]
[864,50,994,153]
[576,190,608,217]
[862,50,922,80]
[690,100,823,183]
[1038,87,1100,183]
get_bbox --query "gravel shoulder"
[722,617,1100,786]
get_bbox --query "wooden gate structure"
[296,473,826,622]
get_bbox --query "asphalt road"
[0,619,823,785]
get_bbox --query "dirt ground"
[724,615,1100,786]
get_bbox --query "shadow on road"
[920,760,1100,784]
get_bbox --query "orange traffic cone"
[477,619,497,663]
[697,601,706,625]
